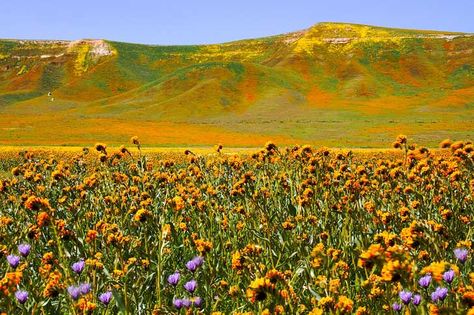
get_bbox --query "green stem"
[52,221,77,315]
[156,233,162,308]
[123,281,129,315]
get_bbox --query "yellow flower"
[94,143,107,152]
[381,259,411,282]
[335,295,354,313]
[229,285,239,297]
[318,296,335,309]
[194,238,213,254]
[24,196,50,211]
[246,277,275,302]
[172,196,185,211]
[77,298,97,312]
[232,251,243,270]
[133,208,152,222]
[265,269,285,283]
[308,308,324,315]
[358,244,384,268]
[329,279,340,294]
[131,136,140,145]
[422,261,450,282]
[440,139,452,148]
[162,224,171,239]
[355,306,369,315]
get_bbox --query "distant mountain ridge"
[0,22,473,147]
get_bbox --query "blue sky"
[1,0,473,44]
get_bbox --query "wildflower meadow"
[0,136,473,314]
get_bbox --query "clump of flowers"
[167,256,205,310]
[68,283,91,300]
[246,277,274,302]
[431,287,448,303]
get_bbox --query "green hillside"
[0,22,473,147]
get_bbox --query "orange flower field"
[0,136,473,314]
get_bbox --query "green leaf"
[112,290,127,314]
[288,204,297,216]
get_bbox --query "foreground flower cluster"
[0,137,473,314]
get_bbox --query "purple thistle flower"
[431,287,448,302]
[454,248,468,263]
[68,286,81,300]
[436,287,448,300]
[412,294,421,306]
[181,298,191,308]
[184,279,197,293]
[167,272,180,286]
[79,283,91,295]
[186,260,198,272]
[193,296,203,307]
[399,290,412,305]
[186,256,204,272]
[442,269,455,284]
[192,256,204,267]
[419,274,432,288]
[392,302,402,312]
[173,298,184,309]
[15,290,28,304]
[71,260,85,274]
[7,254,20,268]
[18,244,31,257]
[99,291,113,305]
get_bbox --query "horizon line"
[1,21,473,46]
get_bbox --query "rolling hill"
[0,22,473,147]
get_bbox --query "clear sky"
[1,0,473,45]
